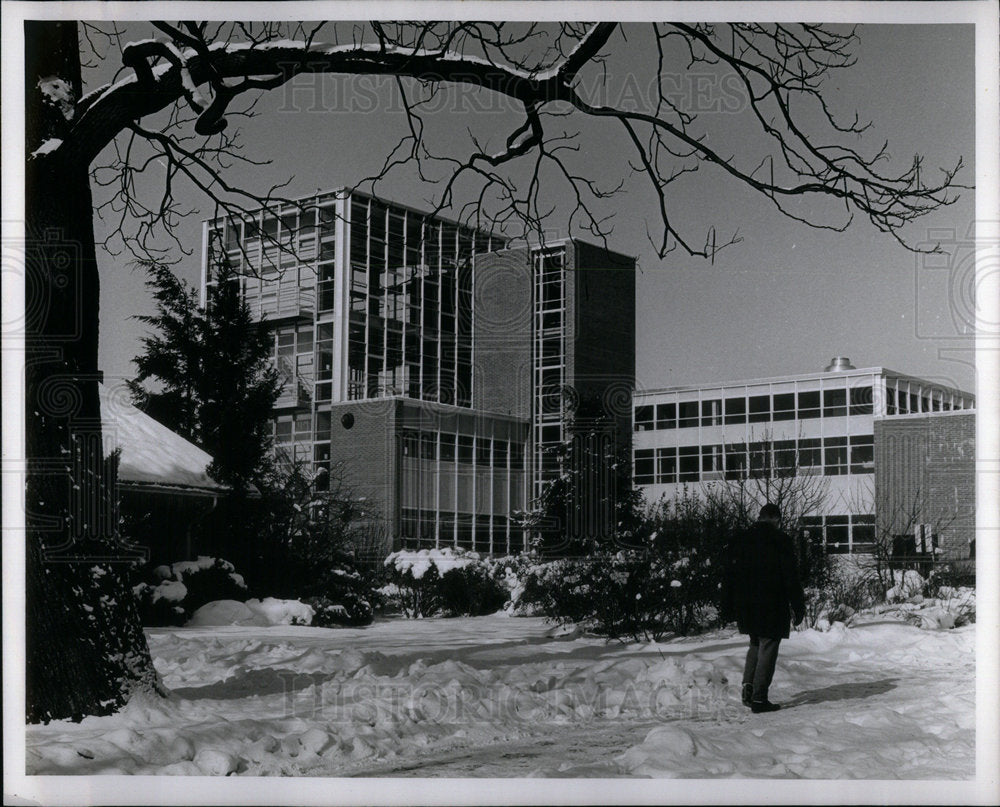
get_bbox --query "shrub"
[382,548,509,618]
[518,548,720,642]
[436,564,508,617]
[132,556,248,626]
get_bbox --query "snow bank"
[186,598,314,627]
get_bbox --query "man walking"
[722,503,806,713]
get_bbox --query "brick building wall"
[325,399,400,531]
[874,411,975,558]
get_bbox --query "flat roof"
[636,366,974,400]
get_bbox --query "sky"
[86,20,978,396]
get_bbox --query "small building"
[100,382,226,563]
[633,359,975,557]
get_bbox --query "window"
[401,430,420,457]
[799,516,824,548]
[850,386,874,416]
[458,435,474,464]
[798,438,822,473]
[773,392,795,421]
[656,403,676,429]
[852,515,876,553]
[850,435,874,474]
[476,437,492,467]
[420,432,437,461]
[724,397,746,425]
[725,443,747,480]
[635,405,654,431]
[823,437,848,476]
[748,394,770,423]
[701,399,722,427]
[749,441,770,476]
[823,388,847,418]
[886,388,898,415]
[909,392,919,413]
[826,515,850,553]
[656,448,677,483]
[702,444,724,479]
[440,433,456,462]
[634,449,654,484]
[798,390,821,419]
[678,401,699,428]
[773,440,796,476]
[510,441,525,466]
[678,446,700,482]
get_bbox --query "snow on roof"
[100,383,226,494]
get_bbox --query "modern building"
[202,188,635,554]
[632,358,975,556]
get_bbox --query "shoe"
[750,700,781,713]
[741,683,753,707]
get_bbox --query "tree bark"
[25,20,162,724]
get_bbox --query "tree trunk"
[25,20,162,723]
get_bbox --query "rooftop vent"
[825,357,856,372]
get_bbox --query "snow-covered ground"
[25,611,974,779]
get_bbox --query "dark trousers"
[742,635,781,702]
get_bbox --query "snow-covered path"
[25,616,974,778]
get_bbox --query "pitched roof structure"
[99,383,226,496]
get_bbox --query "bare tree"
[24,20,968,721]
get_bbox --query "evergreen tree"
[127,262,202,441]
[128,261,281,494]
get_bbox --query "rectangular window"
[748,394,770,423]
[772,392,795,421]
[656,403,676,429]
[440,433,456,462]
[909,392,920,413]
[823,437,848,476]
[798,438,822,473]
[476,437,492,467]
[850,435,874,474]
[849,386,874,416]
[678,446,700,482]
[798,390,821,419]
[510,441,525,466]
[701,399,722,427]
[823,388,847,418]
[749,441,770,476]
[773,440,797,476]
[725,443,747,480]
[656,448,677,483]
[886,388,898,415]
[678,401,699,428]
[702,444,724,479]
[852,514,876,554]
[401,430,420,458]
[420,432,437,461]
[457,435,474,464]
[724,396,746,425]
[800,516,824,548]
[635,405,654,431]
[494,440,508,468]
[634,449,654,485]
[826,515,850,554]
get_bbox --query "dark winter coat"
[721,521,806,640]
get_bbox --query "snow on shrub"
[518,547,720,641]
[132,556,249,626]
[886,569,925,603]
[382,548,506,618]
